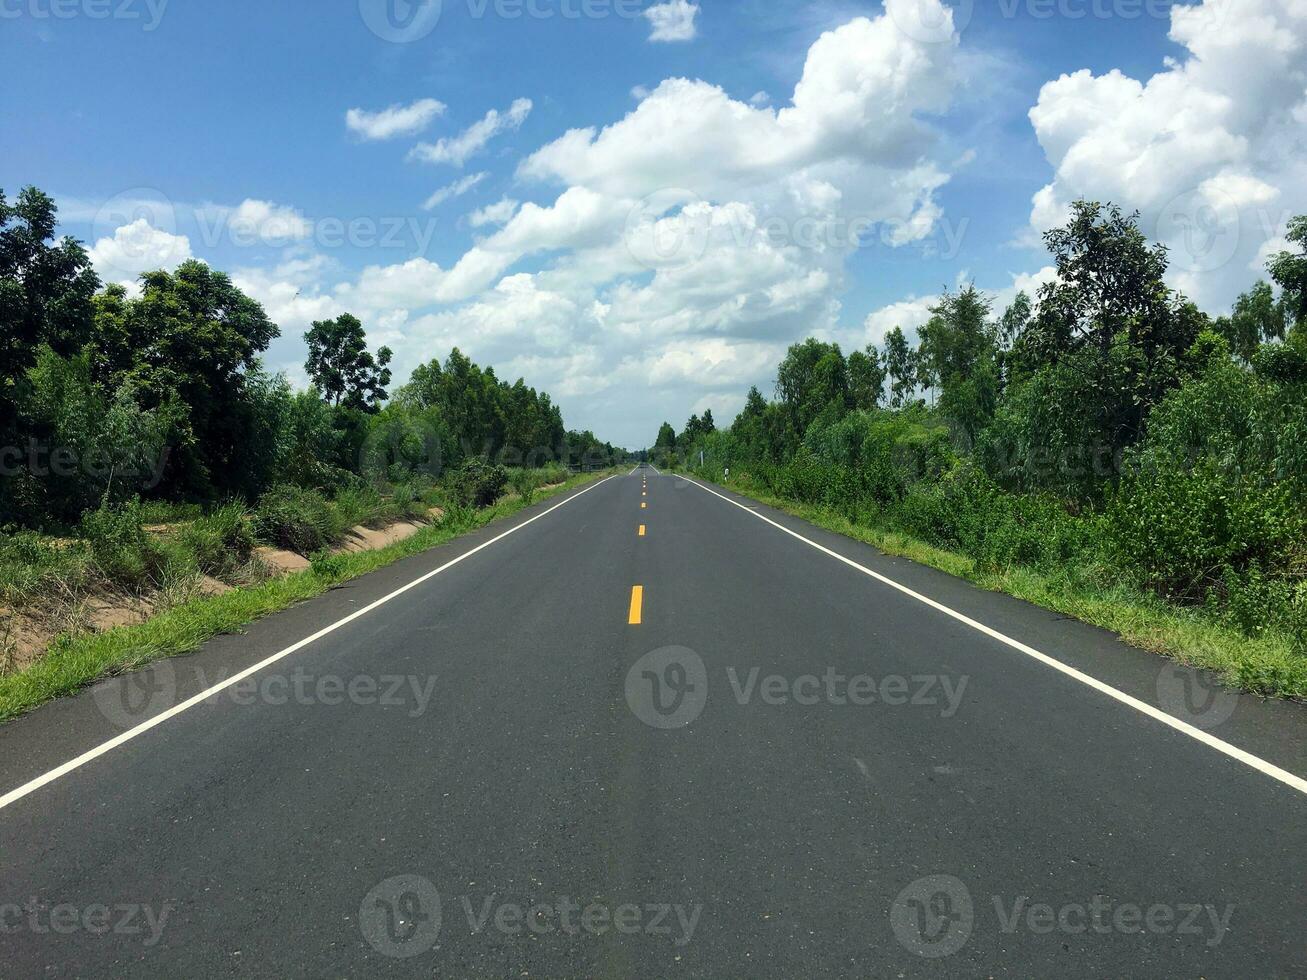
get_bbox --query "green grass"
[685,471,1307,701]
[0,470,615,722]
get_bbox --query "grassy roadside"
[0,470,615,722]
[682,471,1307,701]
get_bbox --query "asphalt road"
[2,468,1305,978]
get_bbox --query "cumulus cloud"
[469,197,520,227]
[411,98,533,167]
[210,199,314,247]
[644,0,699,42]
[1027,0,1307,310]
[423,172,488,210]
[195,3,967,445]
[346,98,446,141]
[88,218,193,287]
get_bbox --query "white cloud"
[859,265,1058,347]
[204,3,966,446]
[88,218,193,287]
[411,98,533,167]
[1027,0,1307,310]
[346,98,446,141]
[422,172,488,210]
[469,197,520,227]
[218,199,314,246]
[644,0,699,42]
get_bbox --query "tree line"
[661,202,1307,653]
[0,186,627,530]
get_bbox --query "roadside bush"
[448,458,508,508]
[0,530,91,602]
[253,486,341,555]
[509,468,538,505]
[892,464,1095,572]
[178,503,255,578]
[1108,352,1306,600]
[80,498,169,589]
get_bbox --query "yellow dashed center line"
[628,586,643,625]
[638,524,646,536]
[641,502,647,509]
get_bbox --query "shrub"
[448,458,508,508]
[509,468,538,505]
[178,503,255,578]
[80,498,168,589]
[1108,353,1306,599]
[253,486,341,555]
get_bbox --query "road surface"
[1,468,1305,977]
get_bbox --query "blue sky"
[4,0,1302,447]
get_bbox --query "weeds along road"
[1,467,1305,978]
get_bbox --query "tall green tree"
[775,338,849,438]
[1009,202,1203,459]
[1214,281,1287,363]
[1268,216,1307,336]
[918,285,998,446]
[847,344,886,410]
[884,327,917,408]
[90,260,280,499]
[654,421,677,451]
[0,187,100,440]
[304,313,393,412]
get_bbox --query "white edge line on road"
[0,476,617,813]
[684,477,1307,798]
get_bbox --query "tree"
[997,291,1032,350]
[304,313,393,412]
[1267,215,1307,330]
[1009,202,1202,457]
[1214,281,1287,363]
[90,260,281,499]
[654,421,677,451]
[884,327,918,408]
[0,187,100,439]
[918,285,998,446]
[847,345,886,410]
[775,338,849,437]
[701,409,716,433]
